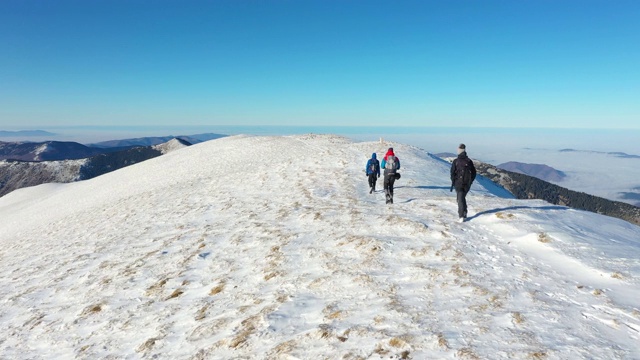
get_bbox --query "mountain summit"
[1,134,639,359]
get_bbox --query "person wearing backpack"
[450,143,476,222]
[365,153,381,194]
[381,147,400,204]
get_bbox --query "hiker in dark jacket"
[450,143,476,222]
[365,153,380,194]
[381,147,400,204]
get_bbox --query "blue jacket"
[365,153,380,176]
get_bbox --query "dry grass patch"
[210,282,225,295]
[593,289,604,296]
[269,340,296,357]
[537,233,552,243]
[195,304,209,321]
[472,285,489,296]
[389,337,407,348]
[165,289,184,300]
[451,264,469,277]
[469,304,489,313]
[80,303,103,317]
[264,271,281,281]
[318,327,332,339]
[496,212,515,219]
[327,310,343,320]
[411,246,431,257]
[488,294,504,308]
[146,278,168,296]
[385,215,428,233]
[373,345,389,356]
[136,337,162,353]
[512,312,525,324]
[611,272,624,280]
[437,333,449,348]
[230,316,260,348]
[457,347,480,359]
[528,351,548,359]
[24,314,45,329]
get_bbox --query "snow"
[153,138,191,154]
[33,143,50,160]
[1,134,639,359]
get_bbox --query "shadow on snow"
[467,205,568,221]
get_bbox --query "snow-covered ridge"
[1,134,639,359]
[152,137,192,154]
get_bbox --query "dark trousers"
[456,188,468,218]
[384,174,396,199]
[368,174,377,189]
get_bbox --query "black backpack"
[457,157,473,185]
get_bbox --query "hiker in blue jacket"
[365,153,380,194]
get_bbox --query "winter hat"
[386,147,394,156]
[457,143,466,155]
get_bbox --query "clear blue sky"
[1,0,639,129]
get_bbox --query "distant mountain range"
[0,141,119,161]
[473,161,640,226]
[0,130,57,137]
[0,138,193,197]
[0,133,225,161]
[558,148,640,159]
[496,161,566,182]
[88,133,225,148]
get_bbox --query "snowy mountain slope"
[0,158,87,196]
[0,138,189,198]
[1,134,639,359]
[152,138,192,154]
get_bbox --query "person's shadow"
[412,185,451,190]
[466,205,568,221]
[394,185,450,190]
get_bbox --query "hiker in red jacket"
[380,147,400,204]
